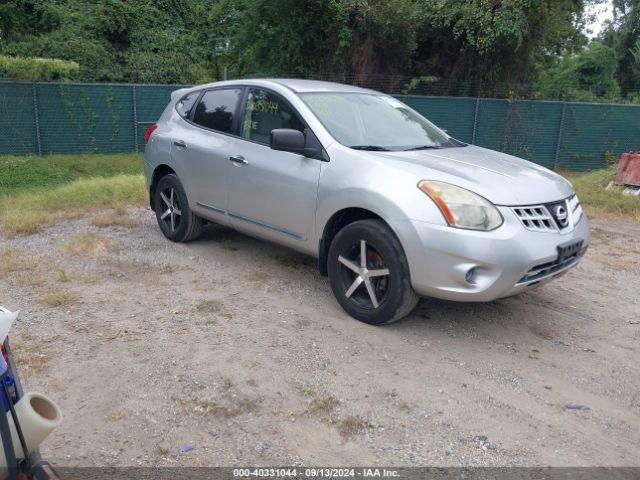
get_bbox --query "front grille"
[517,246,586,284]
[512,194,582,233]
[512,206,556,232]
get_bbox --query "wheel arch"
[318,207,393,276]
[149,164,176,210]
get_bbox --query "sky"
[585,1,615,38]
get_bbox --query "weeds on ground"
[0,248,37,275]
[308,395,340,416]
[222,378,233,391]
[0,248,48,287]
[57,269,71,283]
[564,167,640,222]
[176,396,261,418]
[336,416,370,441]
[62,232,116,259]
[196,299,233,319]
[246,270,270,282]
[269,252,314,268]
[221,240,239,251]
[293,383,317,398]
[11,333,53,375]
[104,410,128,422]
[155,444,171,457]
[91,209,136,228]
[293,383,340,416]
[38,289,79,307]
[291,383,368,441]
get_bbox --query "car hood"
[373,145,574,205]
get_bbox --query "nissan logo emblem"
[555,205,568,226]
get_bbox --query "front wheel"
[327,219,418,325]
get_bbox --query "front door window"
[241,89,305,144]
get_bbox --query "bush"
[0,55,79,81]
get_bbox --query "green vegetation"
[0,153,636,238]
[565,167,640,222]
[0,153,142,195]
[0,0,218,84]
[0,1,638,102]
[0,55,79,81]
[0,153,145,235]
[534,41,622,102]
[0,174,146,235]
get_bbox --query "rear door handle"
[229,155,248,165]
[173,140,187,148]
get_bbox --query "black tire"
[154,174,202,242]
[327,219,419,325]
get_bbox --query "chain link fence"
[1,80,639,171]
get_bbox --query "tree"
[602,0,640,94]
[534,41,620,100]
[0,0,219,83]
[0,0,611,98]
[215,0,590,94]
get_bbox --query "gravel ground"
[1,207,639,467]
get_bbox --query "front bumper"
[392,206,590,302]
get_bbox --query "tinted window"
[241,88,305,144]
[192,88,242,133]
[176,91,199,118]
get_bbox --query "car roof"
[182,78,377,95]
[265,79,376,94]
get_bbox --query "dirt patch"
[62,232,116,259]
[91,209,137,229]
[1,209,638,467]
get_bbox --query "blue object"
[1,375,14,412]
[0,353,6,375]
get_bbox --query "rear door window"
[241,88,305,144]
[192,88,242,134]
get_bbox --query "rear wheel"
[154,174,202,242]
[327,219,418,325]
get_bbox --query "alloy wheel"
[159,187,182,233]
[337,239,390,309]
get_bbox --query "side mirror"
[270,129,305,154]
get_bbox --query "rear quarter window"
[175,91,199,118]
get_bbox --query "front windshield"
[300,92,462,151]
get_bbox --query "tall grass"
[565,167,640,223]
[0,174,146,236]
[0,153,142,195]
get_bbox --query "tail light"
[145,123,158,144]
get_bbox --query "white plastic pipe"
[0,392,62,468]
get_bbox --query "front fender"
[314,152,449,250]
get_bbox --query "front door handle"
[173,140,187,148]
[229,155,248,165]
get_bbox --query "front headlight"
[418,180,503,231]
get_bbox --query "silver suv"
[144,79,589,325]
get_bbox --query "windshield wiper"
[349,145,392,151]
[403,145,443,151]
